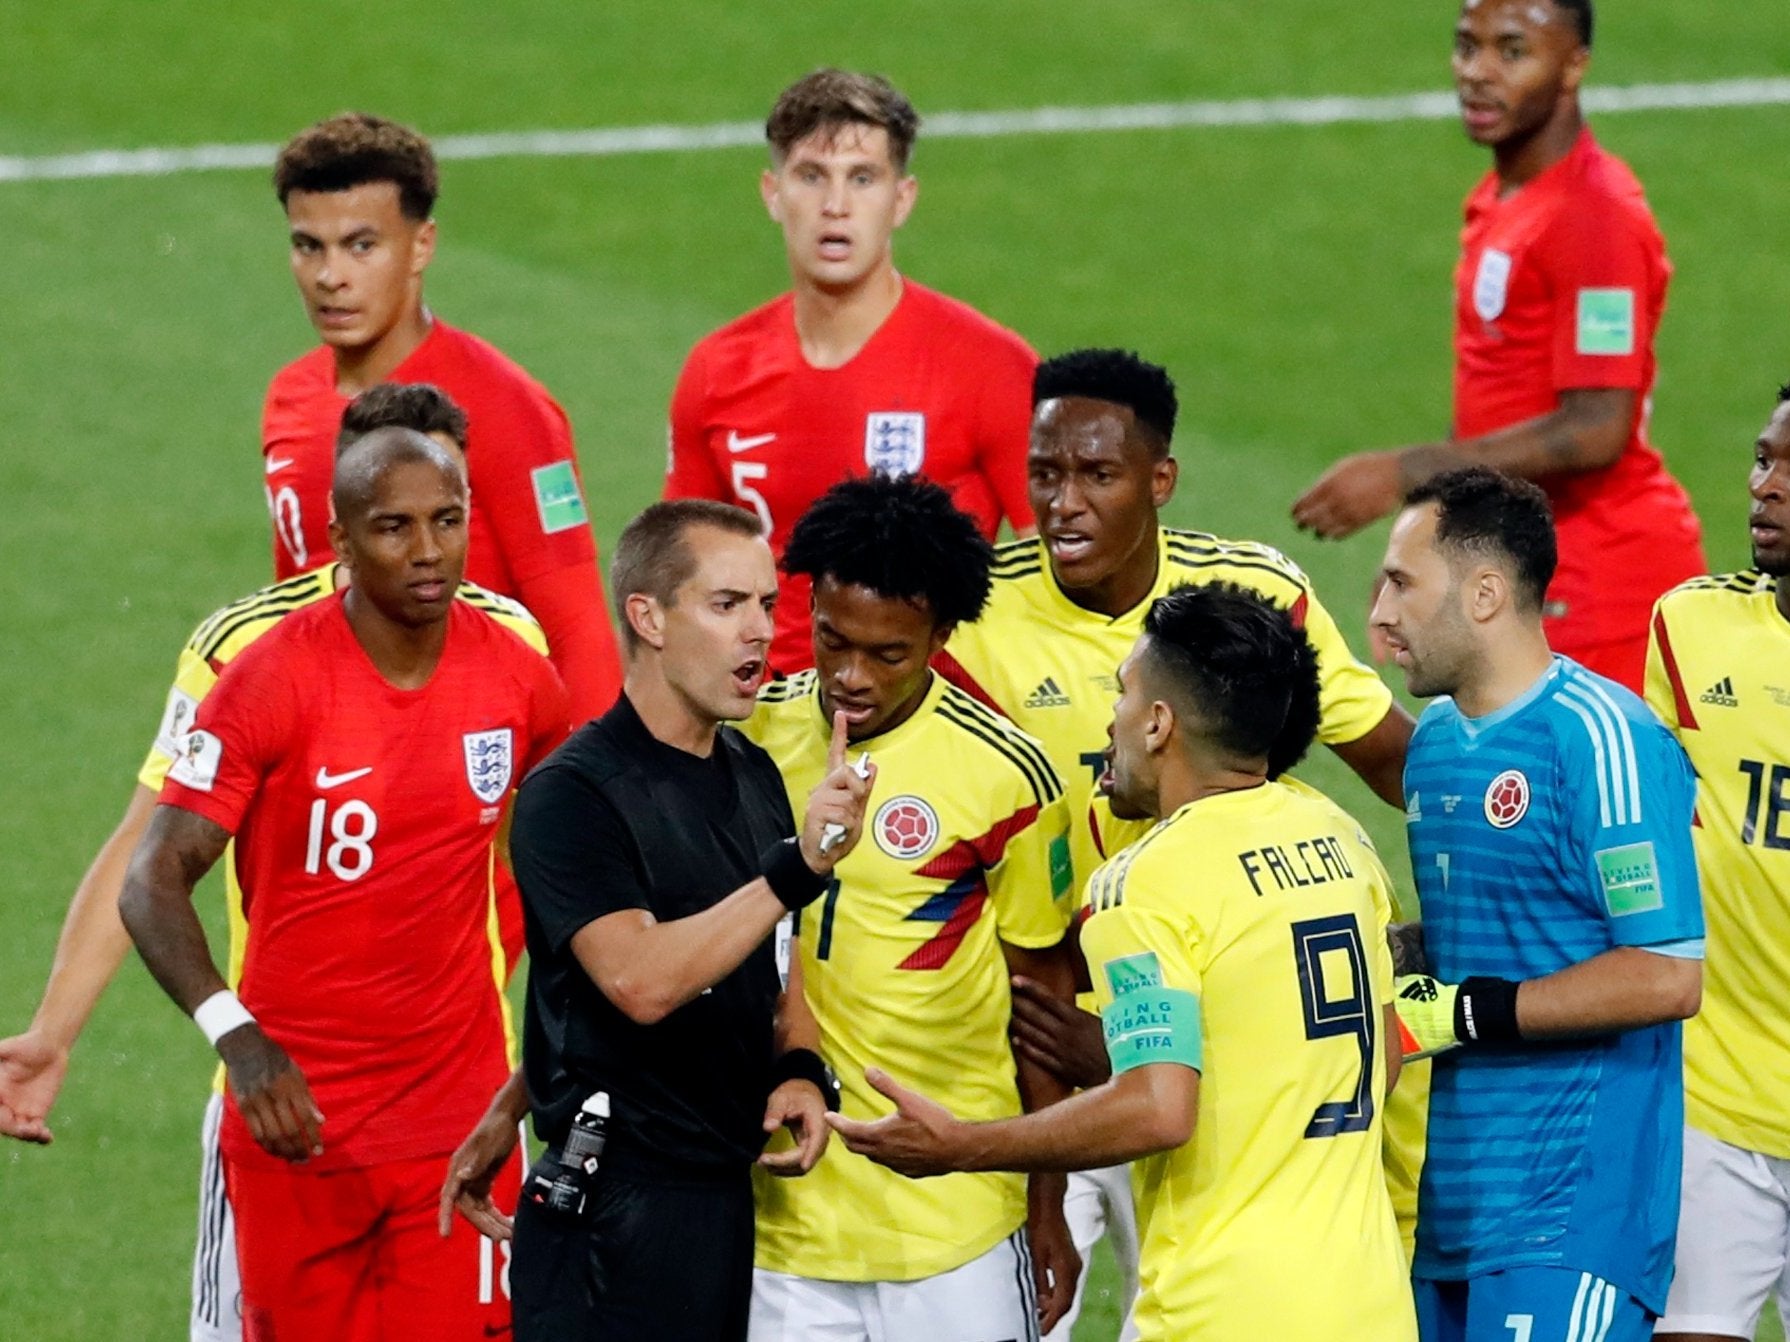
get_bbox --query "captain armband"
[1100,951,1202,1074]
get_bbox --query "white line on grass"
[2,77,1787,185]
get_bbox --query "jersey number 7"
[1291,913,1376,1138]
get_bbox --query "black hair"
[1034,349,1178,457]
[1404,467,1557,613]
[337,382,468,456]
[782,475,994,629]
[275,113,438,221]
[1140,583,1321,768]
[1553,0,1593,48]
[1777,379,1790,404]
[610,500,764,654]
[331,426,462,523]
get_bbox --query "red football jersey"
[665,280,1037,671]
[160,595,571,1171]
[262,320,621,719]
[1453,129,1704,663]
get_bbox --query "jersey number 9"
[1291,913,1376,1139]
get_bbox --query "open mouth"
[410,579,448,603]
[1458,99,1502,132]
[817,231,851,261]
[1752,519,1784,546]
[1097,750,1115,795]
[731,658,766,696]
[831,697,876,727]
[1047,533,1095,564]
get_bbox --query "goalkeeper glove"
[1393,975,1522,1059]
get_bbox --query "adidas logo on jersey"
[1023,677,1072,709]
[1699,677,1738,708]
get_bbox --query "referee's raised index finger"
[827,709,848,773]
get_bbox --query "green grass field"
[3,3,1788,1336]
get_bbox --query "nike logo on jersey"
[266,456,295,474]
[726,431,776,454]
[315,766,373,789]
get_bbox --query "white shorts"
[749,1229,1039,1342]
[190,1092,242,1342]
[1047,1164,1140,1342]
[1657,1123,1790,1338]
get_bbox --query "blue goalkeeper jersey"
[1406,657,1701,1313]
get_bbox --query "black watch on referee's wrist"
[771,1048,840,1111]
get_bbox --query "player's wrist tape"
[771,1048,840,1111]
[761,838,828,911]
[1454,977,1522,1045]
[192,990,255,1047]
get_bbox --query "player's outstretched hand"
[758,1078,830,1177]
[217,1024,324,1163]
[826,1067,964,1179]
[799,711,876,874]
[1009,975,1110,1091]
[439,1108,521,1241]
[0,1030,67,1145]
[1291,450,1404,540]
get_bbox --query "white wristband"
[192,990,255,1047]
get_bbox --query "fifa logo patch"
[874,795,939,860]
[864,412,926,476]
[462,729,514,805]
[1483,768,1530,829]
[1473,248,1512,322]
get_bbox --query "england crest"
[1473,248,1512,322]
[865,412,926,476]
[463,729,514,805]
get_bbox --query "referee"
[444,500,874,1341]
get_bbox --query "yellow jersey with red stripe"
[741,671,1072,1281]
[1081,780,1415,1341]
[1646,571,1790,1156]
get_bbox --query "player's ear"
[1152,455,1179,509]
[327,515,352,568]
[1145,699,1175,755]
[927,623,954,660]
[625,593,668,651]
[409,218,437,277]
[1466,566,1507,624]
[760,169,783,223]
[891,174,919,231]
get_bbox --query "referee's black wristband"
[771,1048,840,1111]
[1454,977,1522,1045]
[761,838,828,911]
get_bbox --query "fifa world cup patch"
[531,461,589,534]
[153,686,201,762]
[1049,833,1073,902]
[169,729,223,792]
[1576,288,1636,356]
[1101,951,1202,1074]
[1597,841,1664,917]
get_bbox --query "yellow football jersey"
[1646,571,1790,1157]
[742,671,1073,1281]
[1081,780,1415,1341]
[941,528,1394,889]
[136,565,546,1086]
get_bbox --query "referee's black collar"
[607,689,730,764]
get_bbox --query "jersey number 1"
[1290,913,1376,1138]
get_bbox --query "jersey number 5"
[1290,913,1376,1138]
[731,461,773,535]
[305,799,378,880]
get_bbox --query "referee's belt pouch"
[521,1148,601,1225]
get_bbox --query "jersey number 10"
[1290,913,1376,1139]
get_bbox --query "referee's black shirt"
[511,692,795,1178]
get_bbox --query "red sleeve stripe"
[1289,591,1310,631]
[931,648,1005,715]
[1651,610,1698,730]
